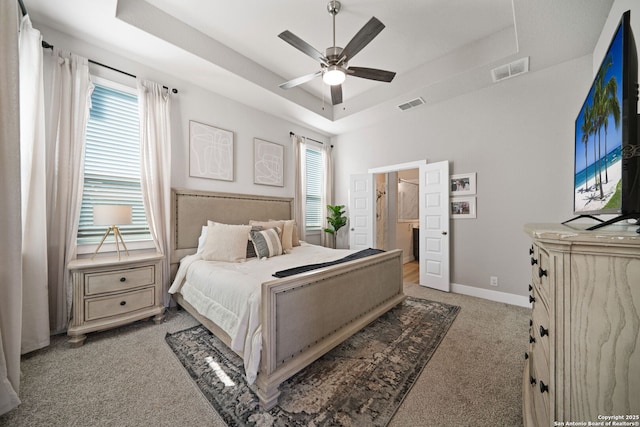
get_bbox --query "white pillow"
[201,221,251,262]
[196,225,208,254]
[270,219,298,249]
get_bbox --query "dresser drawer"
[531,244,550,304]
[85,265,156,295]
[85,287,155,321]
[531,293,551,367]
[522,354,538,427]
[531,349,550,424]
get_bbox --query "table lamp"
[92,205,132,260]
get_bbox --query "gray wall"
[332,0,639,301]
[33,0,639,299]
[332,55,592,298]
[35,22,330,248]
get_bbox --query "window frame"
[304,141,325,233]
[76,76,155,255]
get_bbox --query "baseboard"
[450,282,531,308]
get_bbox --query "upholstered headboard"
[170,189,293,276]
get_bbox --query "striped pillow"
[250,227,283,259]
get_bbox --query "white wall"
[333,55,593,299]
[35,22,329,234]
[35,0,639,300]
[595,1,640,74]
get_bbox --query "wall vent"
[491,57,530,83]
[397,97,425,111]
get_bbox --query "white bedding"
[168,242,356,384]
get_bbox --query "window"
[77,81,150,244]
[305,145,324,230]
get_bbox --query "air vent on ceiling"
[491,57,530,83]
[397,97,425,111]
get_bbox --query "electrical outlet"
[490,276,499,287]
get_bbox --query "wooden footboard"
[254,248,405,409]
[169,189,405,410]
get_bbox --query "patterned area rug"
[165,297,460,427]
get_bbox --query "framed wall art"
[189,120,234,181]
[450,173,476,196]
[254,138,284,187]
[451,197,477,219]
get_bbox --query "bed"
[169,189,405,410]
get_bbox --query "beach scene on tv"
[574,24,624,214]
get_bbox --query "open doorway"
[374,169,419,264]
[361,160,450,291]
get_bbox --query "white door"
[419,161,450,291]
[349,173,374,250]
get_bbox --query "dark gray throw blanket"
[273,248,384,278]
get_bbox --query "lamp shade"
[93,205,132,226]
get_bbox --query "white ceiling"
[24,0,613,135]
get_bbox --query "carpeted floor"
[0,280,530,427]
[165,297,460,426]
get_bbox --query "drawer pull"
[529,247,534,255]
[531,257,538,266]
[529,335,536,344]
[524,352,529,360]
[120,301,127,306]
[529,319,533,327]
[528,284,532,292]
[120,277,127,282]
[539,381,549,393]
[529,295,536,304]
[539,325,549,337]
[530,376,537,386]
[538,267,547,278]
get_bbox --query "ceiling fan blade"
[331,84,343,105]
[279,71,322,89]
[348,67,396,82]
[278,30,328,65]
[339,17,385,63]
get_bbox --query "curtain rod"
[21,0,173,93]
[41,41,178,94]
[289,131,333,148]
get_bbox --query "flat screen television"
[572,10,640,229]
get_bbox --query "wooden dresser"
[523,224,640,426]
[67,252,165,347]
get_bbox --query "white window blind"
[305,146,324,229]
[77,83,151,244]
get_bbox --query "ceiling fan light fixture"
[323,66,346,85]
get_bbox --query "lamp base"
[91,225,130,260]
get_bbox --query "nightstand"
[67,252,165,347]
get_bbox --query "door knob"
[442,231,447,235]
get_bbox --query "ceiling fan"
[278,0,396,105]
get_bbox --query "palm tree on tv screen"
[600,78,620,184]
[581,104,593,193]
[593,56,620,196]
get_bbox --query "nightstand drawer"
[85,287,155,321]
[85,265,155,295]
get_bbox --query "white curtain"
[19,14,50,353]
[137,79,171,306]
[320,143,334,247]
[45,50,94,332]
[293,134,307,241]
[0,0,23,415]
